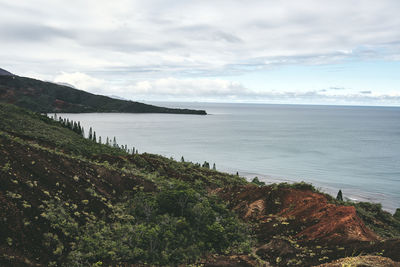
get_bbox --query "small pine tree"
[236,171,239,176]
[251,177,265,186]
[336,190,343,201]
[106,137,110,146]
[93,131,97,142]
[212,163,216,170]
[132,147,135,154]
[202,161,210,169]
[113,137,117,148]
[98,136,102,144]
[181,156,185,162]
[394,208,400,220]
[88,127,93,140]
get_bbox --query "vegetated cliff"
[0,71,206,115]
[0,103,399,266]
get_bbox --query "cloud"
[329,87,346,90]
[51,71,400,105]
[1,0,400,105]
[128,78,249,97]
[54,72,107,94]
[0,23,74,42]
[2,0,400,76]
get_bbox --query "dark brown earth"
[0,135,156,266]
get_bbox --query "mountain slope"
[0,73,206,114]
[0,68,13,76]
[0,103,246,266]
[1,103,399,266]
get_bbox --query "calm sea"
[57,102,400,213]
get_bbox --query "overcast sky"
[1,0,400,105]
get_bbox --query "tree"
[394,208,400,220]
[212,163,216,170]
[336,190,343,201]
[181,156,185,163]
[113,137,117,148]
[98,136,102,144]
[106,137,110,146]
[93,131,97,143]
[202,161,210,169]
[251,177,265,186]
[88,127,93,140]
[77,122,82,135]
[73,121,78,132]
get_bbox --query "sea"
[55,102,400,213]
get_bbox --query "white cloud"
[1,0,400,105]
[115,77,400,105]
[54,72,107,94]
[128,78,248,97]
[1,0,400,76]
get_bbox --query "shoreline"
[227,169,397,214]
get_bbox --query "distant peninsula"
[0,69,207,115]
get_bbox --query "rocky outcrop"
[217,184,378,243]
[217,184,399,266]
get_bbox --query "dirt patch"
[217,184,400,265]
[315,255,400,267]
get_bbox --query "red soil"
[217,185,378,244]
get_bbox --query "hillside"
[1,103,399,266]
[0,72,206,115]
[0,68,13,76]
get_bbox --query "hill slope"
[0,103,399,266]
[0,73,206,114]
[0,68,13,76]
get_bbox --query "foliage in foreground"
[0,102,251,266]
[41,180,251,266]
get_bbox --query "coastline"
[229,169,397,213]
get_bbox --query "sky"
[1,0,400,105]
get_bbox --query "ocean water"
[57,103,400,212]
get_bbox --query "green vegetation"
[353,202,400,238]
[1,102,399,266]
[0,103,248,266]
[251,177,266,186]
[394,209,400,220]
[336,189,343,201]
[0,103,126,156]
[0,75,206,114]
